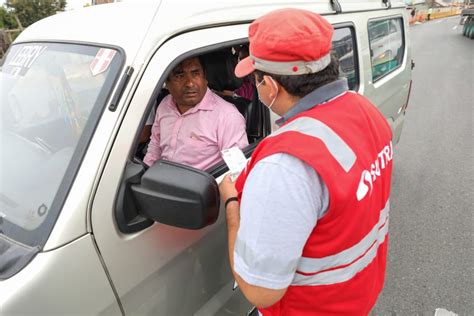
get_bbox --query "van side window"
[332,27,358,91]
[138,47,266,178]
[368,18,404,81]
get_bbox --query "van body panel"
[41,178,90,251]
[0,235,119,315]
[391,113,406,144]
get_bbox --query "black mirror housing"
[132,160,220,230]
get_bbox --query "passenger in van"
[143,57,248,170]
[216,46,255,100]
[219,9,393,315]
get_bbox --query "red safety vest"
[235,91,393,315]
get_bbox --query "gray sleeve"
[233,153,329,289]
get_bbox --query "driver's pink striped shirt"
[144,89,248,170]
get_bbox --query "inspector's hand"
[219,174,240,235]
[219,174,238,203]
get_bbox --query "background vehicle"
[0,0,412,314]
[369,19,404,79]
[460,8,474,38]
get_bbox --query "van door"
[91,24,253,315]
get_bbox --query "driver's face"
[166,58,207,109]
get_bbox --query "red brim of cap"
[235,56,255,78]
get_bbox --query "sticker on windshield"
[5,45,47,76]
[90,48,116,76]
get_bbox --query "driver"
[144,56,248,170]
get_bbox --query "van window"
[368,18,404,81]
[0,43,122,247]
[139,46,268,178]
[332,27,358,90]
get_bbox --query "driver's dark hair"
[167,56,206,81]
[255,52,340,98]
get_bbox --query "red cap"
[235,8,334,78]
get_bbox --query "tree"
[0,6,18,29]
[5,0,67,28]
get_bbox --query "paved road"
[371,16,474,315]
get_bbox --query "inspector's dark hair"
[255,52,340,98]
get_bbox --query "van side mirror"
[129,160,220,230]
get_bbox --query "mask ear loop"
[267,77,279,109]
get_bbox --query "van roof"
[14,2,159,55]
[15,0,405,60]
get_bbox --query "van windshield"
[0,43,122,248]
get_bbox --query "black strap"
[225,197,239,208]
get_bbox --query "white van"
[0,1,412,314]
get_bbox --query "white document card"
[221,147,247,181]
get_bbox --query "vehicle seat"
[202,51,254,133]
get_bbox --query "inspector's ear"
[264,75,280,99]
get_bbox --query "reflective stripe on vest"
[292,200,390,286]
[270,117,356,172]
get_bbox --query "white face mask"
[256,76,278,109]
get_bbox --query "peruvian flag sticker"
[90,48,116,76]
